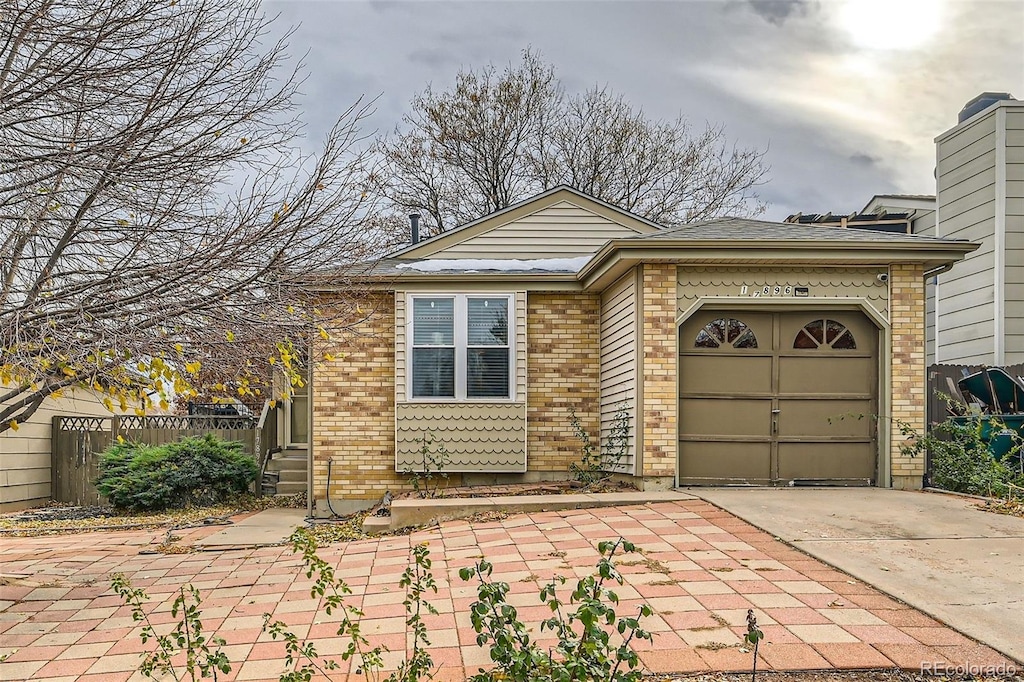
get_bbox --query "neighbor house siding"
[889,263,927,490]
[599,269,638,474]
[526,292,601,475]
[1005,108,1024,363]
[313,295,401,503]
[936,109,999,364]
[0,389,116,511]
[428,201,644,259]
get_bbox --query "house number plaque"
[740,285,810,297]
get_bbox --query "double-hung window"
[410,294,513,400]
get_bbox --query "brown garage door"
[678,310,877,486]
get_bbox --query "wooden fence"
[51,411,275,506]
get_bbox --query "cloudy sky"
[266,0,1023,221]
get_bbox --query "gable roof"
[386,185,664,259]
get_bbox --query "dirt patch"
[0,494,306,537]
[396,479,638,501]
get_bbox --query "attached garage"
[678,309,878,485]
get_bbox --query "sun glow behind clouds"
[837,0,945,51]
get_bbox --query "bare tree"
[0,0,381,432]
[377,50,768,236]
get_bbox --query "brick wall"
[526,292,601,473]
[312,294,403,504]
[889,263,927,489]
[640,264,677,483]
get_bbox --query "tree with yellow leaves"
[0,0,382,432]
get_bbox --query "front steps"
[262,447,308,497]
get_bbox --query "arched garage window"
[694,318,758,349]
[794,319,857,350]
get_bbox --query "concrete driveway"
[690,488,1024,663]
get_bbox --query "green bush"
[96,435,258,511]
[906,416,1024,499]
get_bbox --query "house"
[301,186,976,517]
[799,93,1023,368]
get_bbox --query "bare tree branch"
[0,0,382,433]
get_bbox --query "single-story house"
[301,186,977,516]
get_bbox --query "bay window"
[410,294,513,400]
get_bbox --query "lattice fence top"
[56,417,110,431]
[119,415,256,430]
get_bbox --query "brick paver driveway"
[1,500,1015,681]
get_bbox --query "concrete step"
[278,470,307,483]
[267,455,307,472]
[275,481,307,495]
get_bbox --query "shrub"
[897,415,1024,499]
[96,435,258,511]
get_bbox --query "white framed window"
[408,294,514,401]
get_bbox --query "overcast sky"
[266,0,1023,221]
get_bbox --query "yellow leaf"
[8,420,18,431]
[134,407,145,416]
[318,327,329,340]
[103,398,114,411]
[61,367,76,377]
[117,435,125,444]
[268,356,276,365]
[226,331,235,342]
[174,343,183,354]
[269,400,277,408]
[159,399,169,410]
[324,353,335,362]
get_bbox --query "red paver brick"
[762,607,831,625]
[902,626,973,646]
[636,647,710,673]
[872,642,950,668]
[696,646,772,672]
[842,625,919,644]
[813,642,895,668]
[759,642,832,670]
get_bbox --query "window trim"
[406,293,516,402]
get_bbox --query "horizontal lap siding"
[0,389,118,511]
[428,201,643,259]
[600,270,638,474]
[937,109,999,363]
[1006,110,1024,363]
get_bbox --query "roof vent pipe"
[409,213,421,244]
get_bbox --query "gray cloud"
[744,0,815,26]
[266,0,1023,220]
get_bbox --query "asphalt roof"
[624,217,954,243]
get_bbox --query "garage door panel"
[778,443,875,482]
[679,356,773,394]
[777,400,875,438]
[778,356,874,394]
[678,442,771,485]
[680,399,771,436]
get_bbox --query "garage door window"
[793,319,857,350]
[694,317,758,349]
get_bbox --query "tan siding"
[599,269,638,474]
[676,267,890,319]
[395,403,526,472]
[526,292,601,475]
[427,201,644,259]
[395,292,406,402]
[0,388,117,510]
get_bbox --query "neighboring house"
[802,93,1024,367]
[0,388,121,512]
[300,186,975,516]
